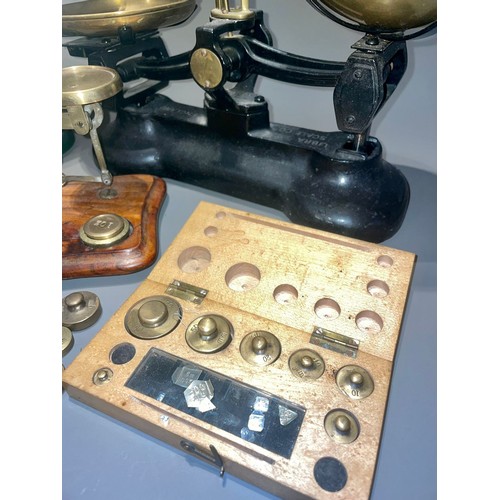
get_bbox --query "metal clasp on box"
[310,327,360,358]
[180,440,225,477]
[166,280,208,304]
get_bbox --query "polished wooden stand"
[62,174,166,278]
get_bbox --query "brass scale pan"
[62,0,198,37]
[316,0,436,31]
[63,0,437,37]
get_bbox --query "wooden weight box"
[62,201,415,499]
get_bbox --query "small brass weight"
[62,65,122,186]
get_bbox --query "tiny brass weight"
[288,349,325,380]
[324,409,360,444]
[336,365,374,400]
[93,367,113,386]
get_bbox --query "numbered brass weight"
[79,213,131,247]
[288,349,325,380]
[324,409,360,444]
[336,365,374,400]
[240,331,281,366]
[185,315,233,354]
[124,296,182,340]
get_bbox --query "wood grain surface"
[63,201,415,499]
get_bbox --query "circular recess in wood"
[273,284,298,305]
[204,226,218,237]
[313,456,348,492]
[355,310,383,334]
[225,262,261,291]
[367,279,389,298]
[377,254,393,267]
[177,246,211,273]
[216,211,226,219]
[314,298,341,320]
[110,343,136,365]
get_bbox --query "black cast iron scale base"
[100,93,409,243]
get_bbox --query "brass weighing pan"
[62,0,197,37]
[317,0,437,31]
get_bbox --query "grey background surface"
[62,1,437,499]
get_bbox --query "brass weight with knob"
[124,296,183,340]
[288,349,325,380]
[240,330,281,366]
[336,365,374,400]
[324,409,360,444]
[185,315,233,354]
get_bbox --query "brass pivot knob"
[190,48,224,90]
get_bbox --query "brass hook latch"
[180,440,225,477]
